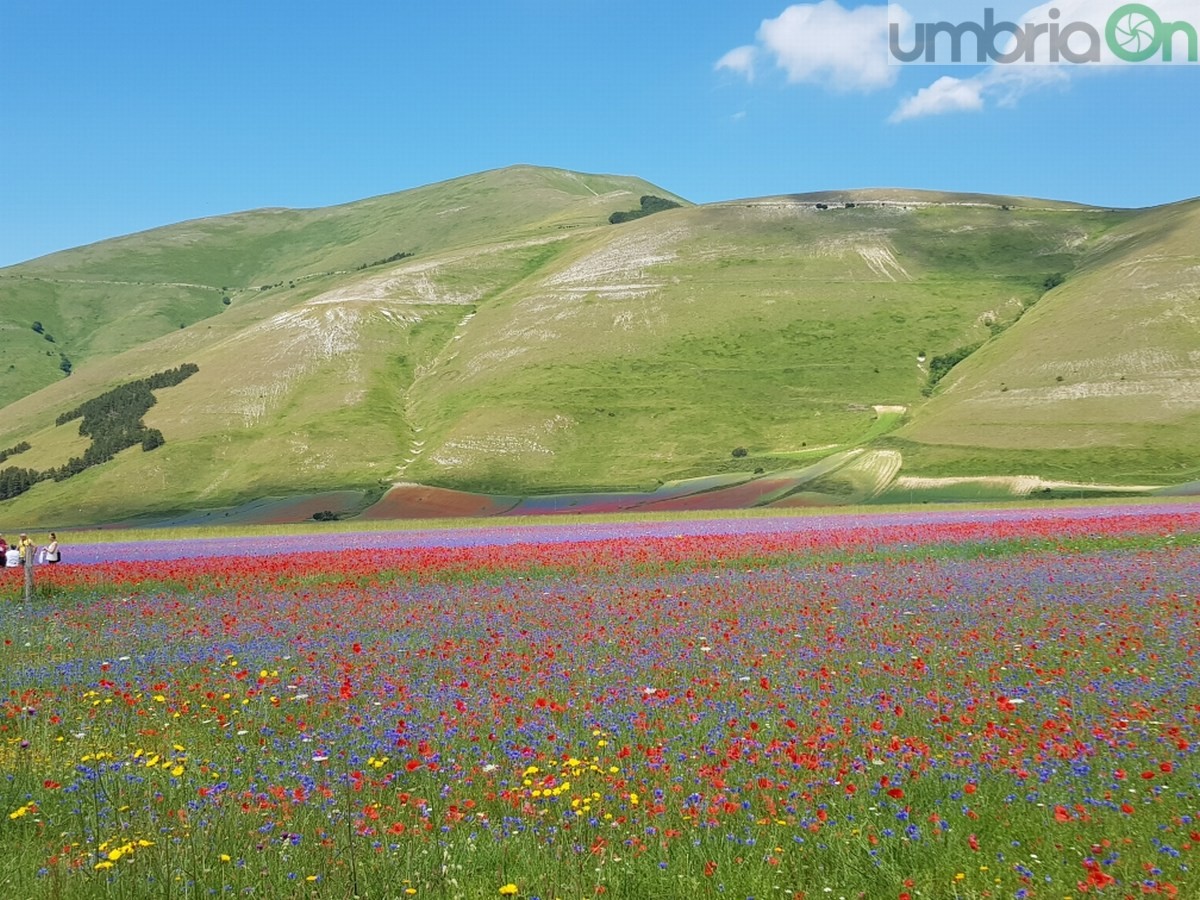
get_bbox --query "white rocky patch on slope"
[219,300,420,427]
[304,234,576,307]
[1038,379,1200,407]
[1139,290,1200,327]
[810,233,911,281]
[430,415,574,467]
[448,228,686,379]
[856,245,910,281]
[543,226,687,299]
[1032,349,1190,381]
[307,259,484,306]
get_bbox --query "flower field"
[2,507,1200,899]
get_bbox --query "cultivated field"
[2,505,1199,898]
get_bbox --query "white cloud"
[716,1,909,92]
[758,1,902,91]
[889,57,1072,121]
[986,65,1071,106]
[715,45,758,80]
[889,75,984,122]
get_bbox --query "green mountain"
[1,166,1197,525]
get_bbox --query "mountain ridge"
[2,165,1197,525]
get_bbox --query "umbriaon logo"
[1106,3,1196,60]
[888,4,1198,65]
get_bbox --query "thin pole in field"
[23,546,35,639]
[24,549,35,603]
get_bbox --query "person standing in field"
[17,533,33,565]
[45,533,60,564]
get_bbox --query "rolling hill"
[1,166,1197,526]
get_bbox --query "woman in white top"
[45,533,60,564]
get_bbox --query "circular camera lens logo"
[1107,3,1163,61]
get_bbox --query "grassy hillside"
[0,166,683,399]
[0,169,1196,525]
[895,198,1200,485]
[401,196,1141,493]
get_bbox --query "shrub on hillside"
[925,343,983,392]
[609,195,681,225]
[357,250,414,270]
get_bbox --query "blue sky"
[1,0,1197,266]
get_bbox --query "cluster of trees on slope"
[922,273,1068,395]
[0,442,31,464]
[0,466,39,501]
[357,250,414,270]
[609,195,681,225]
[32,322,73,375]
[0,364,198,501]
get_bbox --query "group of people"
[0,532,60,568]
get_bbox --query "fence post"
[24,546,35,605]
